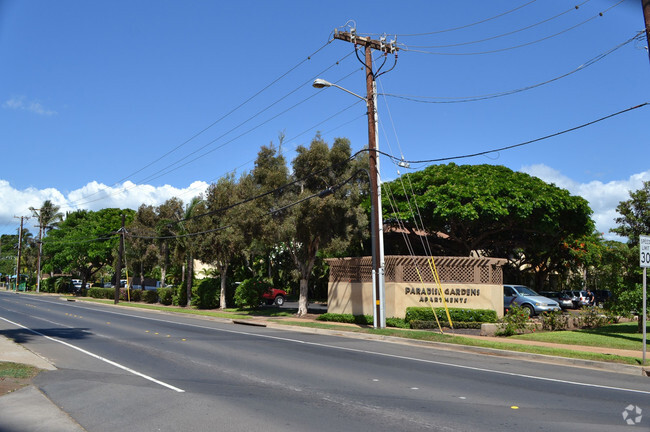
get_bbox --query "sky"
[1,0,649,241]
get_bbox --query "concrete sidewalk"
[0,336,86,432]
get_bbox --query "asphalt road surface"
[1,290,649,432]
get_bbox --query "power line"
[399,0,626,56]
[64,60,360,210]
[380,102,649,165]
[60,41,334,210]
[401,1,591,49]
[382,31,643,103]
[362,0,538,37]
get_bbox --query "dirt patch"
[0,363,40,397]
[0,376,33,396]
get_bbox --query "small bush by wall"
[405,307,498,324]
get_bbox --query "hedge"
[87,287,115,299]
[409,320,482,330]
[405,307,497,324]
[316,313,410,328]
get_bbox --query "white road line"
[5,294,650,396]
[0,316,185,393]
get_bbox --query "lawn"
[510,322,650,351]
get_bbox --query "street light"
[313,78,386,329]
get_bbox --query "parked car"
[564,290,589,308]
[539,291,573,310]
[263,288,287,306]
[561,290,579,308]
[504,285,561,316]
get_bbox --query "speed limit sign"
[641,235,650,268]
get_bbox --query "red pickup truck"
[262,288,287,306]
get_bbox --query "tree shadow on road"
[0,327,92,344]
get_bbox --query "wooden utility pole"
[13,216,27,292]
[641,0,650,63]
[332,29,397,329]
[114,214,125,304]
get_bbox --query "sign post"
[640,235,650,365]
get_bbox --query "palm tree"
[30,200,63,292]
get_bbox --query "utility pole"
[31,208,44,293]
[641,0,650,63]
[115,214,125,304]
[332,29,397,328]
[13,216,28,292]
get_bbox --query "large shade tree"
[282,135,368,315]
[43,208,134,290]
[383,163,594,289]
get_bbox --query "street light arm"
[312,79,367,102]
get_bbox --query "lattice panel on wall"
[326,256,507,284]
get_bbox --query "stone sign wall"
[326,256,507,318]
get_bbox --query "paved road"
[1,291,649,431]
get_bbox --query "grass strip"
[511,322,649,351]
[78,298,296,319]
[0,362,40,379]
[274,320,643,366]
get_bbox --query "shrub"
[409,320,482,330]
[234,278,271,309]
[192,278,220,309]
[317,314,409,328]
[142,290,158,304]
[88,287,114,299]
[496,304,529,336]
[574,306,608,329]
[385,317,410,329]
[173,284,188,307]
[317,313,373,325]
[157,287,174,305]
[541,310,569,331]
[405,307,498,324]
[128,289,143,302]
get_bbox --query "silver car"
[504,285,561,316]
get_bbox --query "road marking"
[8,294,650,396]
[0,316,185,393]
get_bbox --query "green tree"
[126,204,160,289]
[608,181,650,332]
[29,200,63,291]
[155,198,184,286]
[43,208,134,290]
[195,174,248,309]
[284,135,368,316]
[611,180,650,245]
[383,163,594,289]
[173,196,202,306]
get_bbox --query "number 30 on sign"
[641,235,650,268]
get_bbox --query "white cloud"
[520,164,650,241]
[0,180,209,235]
[3,96,57,116]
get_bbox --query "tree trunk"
[186,255,193,307]
[297,277,309,316]
[219,261,229,309]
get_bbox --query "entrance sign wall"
[326,256,507,318]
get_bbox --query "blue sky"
[1,0,648,240]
